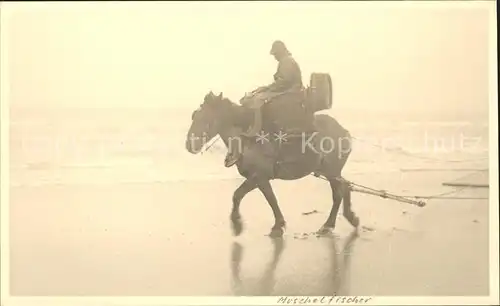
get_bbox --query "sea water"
[9,107,489,187]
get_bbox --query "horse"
[185,91,360,237]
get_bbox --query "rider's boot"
[224,144,241,167]
[224,151,239,167]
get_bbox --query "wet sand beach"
[9,171,489,296]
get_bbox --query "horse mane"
[220,97,237,107]
[225,99,252,129]
[199,91,252,131]
[209,93,251,129]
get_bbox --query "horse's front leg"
[231,179,257,236]
[256,180,286,237]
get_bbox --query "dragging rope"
[349,184,427,207]
[312,173,488,207]
[310,136,488,205]
[312,174,426,207]
[201,134,488,206]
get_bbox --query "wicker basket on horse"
[304,73,333,113]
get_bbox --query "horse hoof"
[350,216,360,228]
[317,226,334,236]
[269,227,284,238]
[231,220,244,236]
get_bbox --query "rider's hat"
[270,40,290,55]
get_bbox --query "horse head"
[185,91,231,154]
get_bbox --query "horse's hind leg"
[318,178,343,234]
[256,179,286,238]
[332,138,359,229]
[318,140,351,234]
[231,179,257,236]
[341,181,360,228]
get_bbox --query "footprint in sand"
[392,227,410,233]
[293,231,334,240]
[292,232,310,239]
[302,210,320,216]
[361,225,375,232]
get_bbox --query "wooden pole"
[442,182,489,188]
[400,168,488,172]
[349,185,426,207]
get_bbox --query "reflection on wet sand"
[230,230,359,296]
[328,230,358,296]
[230,237,285,296]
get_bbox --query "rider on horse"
[225,40,305,167]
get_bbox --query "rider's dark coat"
[241,55,304,109]
[268,54,303,93]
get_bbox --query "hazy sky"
[1,1,494,112]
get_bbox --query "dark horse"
[185,91,359,237]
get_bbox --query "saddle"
[252,92,316,158]
[223,89,316,169]
[266,93,315,134]
[242,89,313,130]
